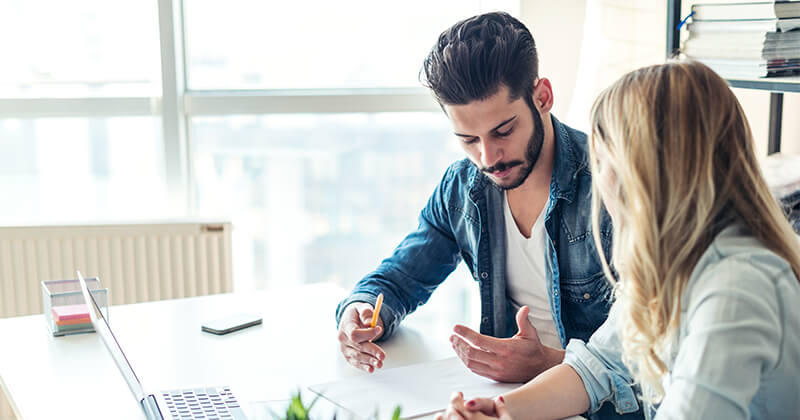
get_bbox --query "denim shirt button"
[554,290,559,297]
[480,272,488,279]
[583,293,591,299]
[481,317,489,325]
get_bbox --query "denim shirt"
[564,224,800,419]
[336,116,614,344]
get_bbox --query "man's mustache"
[481,160,523,174]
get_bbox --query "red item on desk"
[54,316,91,326]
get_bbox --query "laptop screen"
[78,271,148,403]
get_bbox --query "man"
[336,12,639,419]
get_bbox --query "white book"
[687,17,800,32]
[692,2,800,21]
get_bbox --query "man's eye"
[462,137,479,145]
[496,129,513,137]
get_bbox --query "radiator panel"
[0,222,232,319]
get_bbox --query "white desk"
[0,283,458,419]
[0,283,586,420]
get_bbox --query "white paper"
[309,357,520,419]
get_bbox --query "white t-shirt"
[503,192,562,349]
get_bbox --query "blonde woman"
[438,60,800,419]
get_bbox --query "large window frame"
[0,0,442,216]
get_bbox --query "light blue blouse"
[564,225,800,419]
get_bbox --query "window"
[0,117,167,222]
[184,0,519,90]
[2,0,519,320]
[0,1,161,97]
[190,112,463,289]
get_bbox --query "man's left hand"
[450,305,565,383]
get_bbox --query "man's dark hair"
[420,12,539,110]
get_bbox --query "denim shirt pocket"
[451,199,481,281]
[561,271,613,342]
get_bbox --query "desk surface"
[0,283,459,419]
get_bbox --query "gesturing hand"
[450,306,564,382]
[435,392,512,420]
[337,302,386,373]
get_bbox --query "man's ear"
[531,78,554,114]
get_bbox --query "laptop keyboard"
[162,386,246,420]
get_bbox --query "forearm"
[503,364,591,420]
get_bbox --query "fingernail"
[499,396,505,403]
[466,400,475,407]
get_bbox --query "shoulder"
[423,159,484,218]
[553,116,590,160]
[551,116,591,186]
[685,226,797,316]
[677,226,800,375]
[435,158,486,193]
[443,158,477,182]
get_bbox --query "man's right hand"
[337,302,386,373]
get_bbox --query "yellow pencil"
[370,293,384,328]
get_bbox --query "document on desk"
[310,357,519,419]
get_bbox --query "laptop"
[77,271,249,420]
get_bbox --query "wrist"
[539,346,565,372]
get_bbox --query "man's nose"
[480,140,502,169]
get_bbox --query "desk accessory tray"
[41,277,108,337]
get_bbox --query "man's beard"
[479,106,545,190]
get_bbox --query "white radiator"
[0,221,232,319]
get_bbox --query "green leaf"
[276,389,402,420]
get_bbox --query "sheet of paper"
[309,357,520,419]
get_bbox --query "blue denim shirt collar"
[550,115,585,204]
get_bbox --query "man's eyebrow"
[454,115,517,138]
[491,115,517,132]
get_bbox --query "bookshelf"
[667,0,799,154]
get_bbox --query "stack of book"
[685,1,800,78]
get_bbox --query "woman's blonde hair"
[589,60,800,401]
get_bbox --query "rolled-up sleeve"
[563,305,641,415]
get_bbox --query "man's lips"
[491,167,513,178]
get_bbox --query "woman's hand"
[435,392,512,420]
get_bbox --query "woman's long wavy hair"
[589,60,800,401]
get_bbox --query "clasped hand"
[436,392,512,420]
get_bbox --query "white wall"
[520,0,587,121]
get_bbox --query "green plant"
[272,390,401,420]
